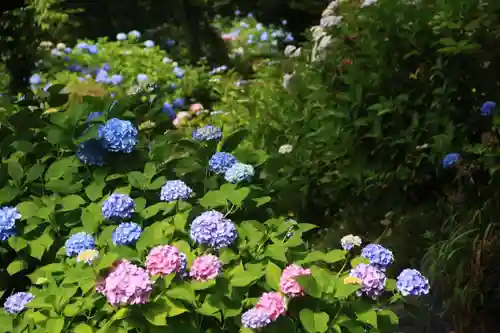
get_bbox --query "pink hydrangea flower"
[146,245,181,276]
[256,292,286,320]
[189,254,222,281]
[222,34,236,41]
[102,260,153,306]
[189,103,204,114]
[279,264,312,297]
[173,111,190,128]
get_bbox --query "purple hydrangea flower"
[361,244,394,270]
[112,222,142,245]
[102,193,135,220]
[160,180,193,202]
[224,162,254,183]
[192,125,222,141]
[481,101,496,116]
[137,73,148,83]
[442,152,460,168]
[29,74,41,85]
[109,74,123,85]
[241,308,272,329]
[3,292,34,314]
[98,118,138,153]
[173,97,185,109]
[173,67,184,79]
[87,45,98,54]
[95,69,109,83]
[349,263,386,298]
[189,210,238,249]
[396,268,430,296]
[208,152,237,174]
[65,232,95,257]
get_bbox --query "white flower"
[284,45,301,58]
[234,47,244,55]
[340,234,362,250]
[162,57,172,64]
[322,0,340,17]
[311,26,327,41]
[278,144,293,154]
[320,15,342,28]
[56,42,66,50]
[361,0,377,7]
[283,73,294,89]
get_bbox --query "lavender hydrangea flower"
[76,139,107,166]
[192,125,222,141]
[65,232,95,257]
[144,40,155,48]
[396,269,430,296]
[173,67,184,79]
[349,263,386,298]
[109,74,123,85]
[241,308,272,329]
[481,101,496,116]
[137,73,148,83]
[102,193,135,220]
[361,244,394,270]
[112,222,142,245]
[442,152,460,168]
[189,210,237,249]
[98,118,138,153]
[116,32,127,41]
[208,152,237,174]
[341,234,362,250]
[160,180,193,202]
[3,292,34,314]
[224,162,254,183]
[29,74,41,85]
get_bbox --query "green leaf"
[45,156,78,181]
[253,196,271,207]
[219,248,239,264]
[377,309,399,331]
[25,164,46,182]
[148,176,167,190]
[140,202,174,219]
[7,160,24,182]
[265,261,282,291]
[17,201,40,219]
[0,185,21,205]
[351,256,370,268]
[221,129,248,152]
[263,244,287,262]
[353,303,378,328]
[81,203,103,233]
[74,323,94,333]
[144,162,157,180]
[385,278,396,291]
[46,318,65,333]
[7,259,27,275]
[127,171,149,189]
[97,252,120,270]
[300,251,326,263]
[166,285,196,304]
[325,250,346,263]
[199,190,228,208]
[145,299,168,326]
[333,277,361,299]
[299,309,315,333]
[231,267,264,287]
[296,275,322,298]
[85,181,105,201]
[59,195,86,212]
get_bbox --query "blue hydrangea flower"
[177,252,188,279]
[396,268,430,296]
[167,39,176,46]
[144,40,155,48]
[442,152,460,168]
[209,152,237,174]
[128,30,141,39]
[3,292,34,314]
[260,32,269,41]
[349,263,387,298]
[256,23,263,30]
[101,63,111,72]
[95,69,108,83]
[137,73,148,83]
[162,102,175,118]
[102,193,135,220]
[29,74,41,85]
[241,308,271,329]
[481,101,496,116]
[112,222,142,245]
[64,47,72,54]
[0,228,16,241]
[76,42,88,50]
[173,67,184,79]
[192,125,222,141]
[235,9,241,15]
[160,180,193,202]
[0,206,21,232]
[109,74,123,85]
[116,32,127,41]
[87,45,98,54]
[98,118,138,153]
[173,97,184,109]
[76,139,107,166]
[65,232,95,257]
[361,244,394,270]
[189,210,238,249]
[224,163,254,183]
[162,57,172,64]
[285,33,294,42]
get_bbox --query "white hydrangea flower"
[322,0,340,17]
[284,45,301,58]
[311,26,327,41]
[341,234,362,250]
[361,0,377,7]
[320,15,342,28]
[278,144,293,154]
[283,73,294,89]
[56,42,66,50]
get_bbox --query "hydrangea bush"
[0,86,429,332]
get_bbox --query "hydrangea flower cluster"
[3,292,34,314]
[76,139,108,166]
[349,263,387,298]
[481,101,496,116]
[112,222,142,245]
[279,264,312,297]
[241,308,272,329]
[102,193,135,220]
[396,268,430,296]
[98,118,138,153]
[189,254,222,281]
[0,206,21,241]
[76,249,100,264]
[361,244,394,270]
[192,125,222,141]
[100,260,153,306]
[146,245,182,276]
[160,180,193,202]
[65,232,95,257]
[341,234,362,250]
[177,252,188,279]
[224,162,254,183]
[256,292,287,320]
[189,210,238,249]
[208,152,238,174]
[442,152,460,168]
